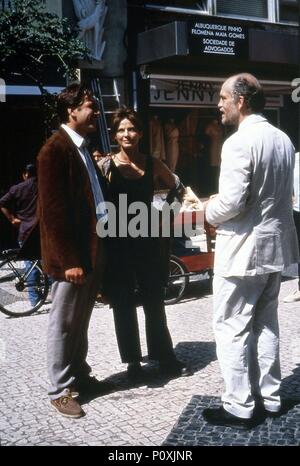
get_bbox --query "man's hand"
[11,217,21,227]
[65,268,86,285]
[1,207,21,227]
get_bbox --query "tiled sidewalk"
[0,277,299,446]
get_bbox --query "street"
[0,276,300,446]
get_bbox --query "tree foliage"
[0,0,91,134]
[0,0,91,82]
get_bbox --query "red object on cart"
[164,211,216,305]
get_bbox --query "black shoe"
[203,406,253,430]
[76,376,115,396]
[159,359,193,377]
[127,362,143,379]
[264,409,281,418]
[253,401,282,420]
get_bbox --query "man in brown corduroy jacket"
[38,83,108,419]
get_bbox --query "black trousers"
[105,238,175,363]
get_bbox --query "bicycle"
[0,248,49,317]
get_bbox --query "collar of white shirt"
[61,124,86,149]
[238,113,266,131]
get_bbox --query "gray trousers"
[47,244,104,399]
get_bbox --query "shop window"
[0,1,56,11]
[278,0,298,23]
[1,0,13,10]
[216,0,269,19]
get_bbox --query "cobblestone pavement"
[0,276,300,446]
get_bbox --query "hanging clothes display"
[177,109,202,192]
[178,109,200,158]
[165,118,179,172]
[204,119,223,169]
[204,119,223,193]
[149,115,166,161]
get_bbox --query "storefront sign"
[189,19,248,59]
[150,79,219,106]
[150,78,285,108]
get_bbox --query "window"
[1,0,47,10]
[1,0,13,10]
[278,0,298,23]
[216,0,268,19]
[141,0,298,24]
[149,1,208,9]
[173,0,209,9]
[143,1,210,13]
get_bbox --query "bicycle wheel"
[0,259,49,317]
[164,255,189,305]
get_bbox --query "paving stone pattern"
[0,277,300,446]
[164,395,300,446]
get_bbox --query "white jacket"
[206,114,299,277]
[294,152,300,212]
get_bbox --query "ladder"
[90,78,122,154]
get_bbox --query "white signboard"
[150,79,219,107]
[150,78,285,108]
[189,20,248,58]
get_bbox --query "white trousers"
[213,272,282,419]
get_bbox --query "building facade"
[127,0,299,195]
[0,0,127,247]
[0,1,299,246]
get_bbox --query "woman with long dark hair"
[99,106,192,379]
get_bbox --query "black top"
[105,155,155,244]
[109,155,154,206]
[0,177,38,244]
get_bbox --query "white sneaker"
[283,290,300,303]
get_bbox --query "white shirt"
[61,124,107,222]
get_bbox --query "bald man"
[203,73,299,429]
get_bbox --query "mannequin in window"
[165,118,179,173]
[178,109,201,190]
[149,114,166,162]
[73,0,107,61]
[179,109,200,158]
[204,119,223,193]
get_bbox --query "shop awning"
[149,75,292,108]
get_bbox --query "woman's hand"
[182,187,202,209]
